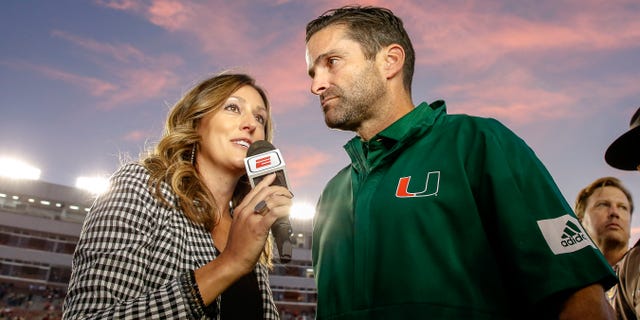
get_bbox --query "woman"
[62,73,292,319]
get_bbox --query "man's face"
[305,24,386,131]
[581,186,632,249]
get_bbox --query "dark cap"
[605,107,640,170]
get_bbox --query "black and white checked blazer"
[62,163,280,319]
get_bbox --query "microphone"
[244,140,294,263]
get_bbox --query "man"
[305,5,616,319]
[575,177,637,319]
[600,106,640,318]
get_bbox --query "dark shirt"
[217,247,263,319]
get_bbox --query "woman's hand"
[194,173,293,305]
[221,173,293,273]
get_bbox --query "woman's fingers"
[235,173,292,217]
[252,192,292,219]
[220,174,294,273]
[252,173,277,192]
[254,200,269,215]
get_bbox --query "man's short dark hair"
[306,5,416,95]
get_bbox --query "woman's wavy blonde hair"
[142,73,274,266]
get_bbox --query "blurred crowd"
[0,282,62,320]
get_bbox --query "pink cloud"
[51,29,183,68]
[394,1,640,71]
[4,58,178,111]
[52,30,147,63]
[147,0,191,31]
[283,146,332,189]
[47,29,184,110]
[437,66,574,124]
[564,74,640,106]
[252,34,312,114]
[436,60,640,125]
[122,130,150,142]
[100,0,313,112]
[6,60,117,96]
[99,68,178,110]
[95,0,140,11]
[117,1,262,62]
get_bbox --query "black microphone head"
[244,139,293,264]
[247,140,276,157]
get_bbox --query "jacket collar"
[344,100,447,171]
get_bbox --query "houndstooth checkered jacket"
[62,163,280,319]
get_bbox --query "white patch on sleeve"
[537,214,596,255]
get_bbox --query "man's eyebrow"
[308,50,338,77]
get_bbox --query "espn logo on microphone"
[255,156,272,169]
[245,149,285,174]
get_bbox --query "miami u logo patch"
[395,171,440,198]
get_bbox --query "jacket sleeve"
[62,164,214,319]
[469,119,616,307]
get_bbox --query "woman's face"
[196,85,268,177]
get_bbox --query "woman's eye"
[224,104,239,112]
[255,114,266,125]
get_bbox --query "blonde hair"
[142,73,274,266]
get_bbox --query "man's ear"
[381,44,405,80]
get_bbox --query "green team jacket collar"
[343,100,446,174]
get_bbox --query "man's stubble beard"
[324,63,386,132]
[597,230,631,254]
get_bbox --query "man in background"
[575,177,637,318]
[595,106,640,318]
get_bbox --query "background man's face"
[582,186,632,248]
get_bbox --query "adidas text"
[561,233,586,247]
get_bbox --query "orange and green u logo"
[395,171,440,198]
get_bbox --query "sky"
[1,1,640,238]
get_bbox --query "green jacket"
[313,101,616,319]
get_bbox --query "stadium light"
[0,157,41,180]
[76,175,110,195]
[290,201,315,220]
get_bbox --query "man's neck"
[356,92,414,141]
[601,242,630,266]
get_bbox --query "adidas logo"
[537,214,596,255]
[560,220,588,247]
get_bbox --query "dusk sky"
[2,1,640,239]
